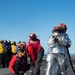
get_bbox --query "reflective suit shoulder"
[47,35,55,47]
[59,33,71,46]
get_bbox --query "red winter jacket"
[9,55,18,74]
[26,39,42,63]
[9,55,27,74]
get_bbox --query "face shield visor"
[52,29,60,35]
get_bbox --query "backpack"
[0,43,4,54]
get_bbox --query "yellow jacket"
[0,43,4,54]
[11,45,17,54]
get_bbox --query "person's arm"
[9,56,17,74]
[59,33,71,48]
[27,46,36,63]
[47,36,56,47]
[65,34,71,48]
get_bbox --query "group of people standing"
[0,33,44,75]
[0,40,12,68]
[0,40,26,68]
[0,23,71,75]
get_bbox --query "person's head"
[18,42,26,51]
[22,41,26,45]
[29,33,37,40]
[17,50,23,57]
[12,41,16,45]
[52,26,60,35]
[60,23,67,33]
[7,40,11,44]
[18,41,21,44]
[4,40,7,44]
[0,40,3,43]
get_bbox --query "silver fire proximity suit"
[59,33,71,72]
[46,33,71,75]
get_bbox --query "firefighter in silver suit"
[46,26,69,75]
[59,23,71,72]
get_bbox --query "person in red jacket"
[9,48,29,75]
[26,33,44,75]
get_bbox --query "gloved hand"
[52,36,59,43]
[54,38,59,43]
[65,44,71,48]
[19,71,24,75]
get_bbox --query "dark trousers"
[0,54,4,68]
[3,51,10,67]
[31,48,44,75]
[14,61,21,75]
[14,58,30,75]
